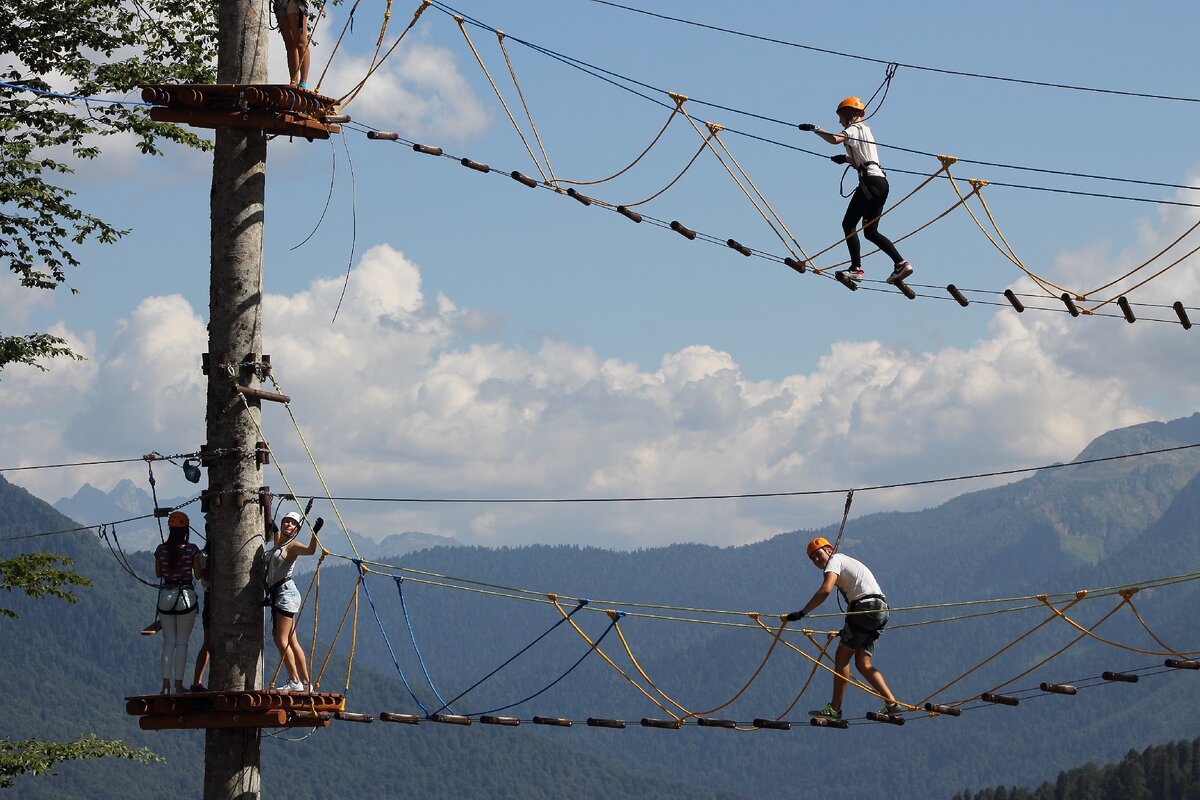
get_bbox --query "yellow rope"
[708,123,812,262]
[308,551,326,682]
[560,102,682,187]
[987,596,1127,695]
[496,31,558,188]
[676,103,806,262]
[1126,595,1188,658]
[954,179,1066,299]
[315,574,360,687]
[804,156,953,271]
[619,136,713,208]
[772,631,837,720]
[918,592,1087,706]
[1085,238,1200,314]
[345,572,360,692]
[455,15,551,186]
[1040,592,1200,657]
[313,0,376,93]
[1083,216,1200,299]
[335,0,431,111]
[266,373,361,562]
[550,596,681,720]
[750,616,888,705]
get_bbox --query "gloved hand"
[785,610,806,622]
[312,517,324,534]
[831,154,848,165]
[797,123,816,132]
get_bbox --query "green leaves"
[0,551,91,618]
[0,0,218,372]
[0,735,160,789]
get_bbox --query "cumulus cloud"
[314,37,489,142]
[6,201,1196,548]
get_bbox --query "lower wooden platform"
[126,689,345,730]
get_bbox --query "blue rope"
[395,575,456,716]
[471,613,620,717]
[356,562,429,714]
[432,598,588,715]
[0,80,153,107]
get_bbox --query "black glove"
[312,517,324,534]
[797,123,816,132]
[831,154,848,165]
[785,610,806,622]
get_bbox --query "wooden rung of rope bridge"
[125,688,345,730]
[141,84,346,140]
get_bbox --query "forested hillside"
[952,734,1200,800]
[2,414,1199,798]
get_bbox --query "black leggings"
[842,175,903,269]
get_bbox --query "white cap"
[282,511,302,525]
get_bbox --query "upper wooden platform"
[141,83,341,140]
[126,688,345,730]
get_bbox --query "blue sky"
[3,0,1199,549]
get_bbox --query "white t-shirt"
[824,552,884,604]
[841,122,885,179]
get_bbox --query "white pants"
[160,610,197,682]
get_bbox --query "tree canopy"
[0,0,217,372]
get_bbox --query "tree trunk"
[204,0,270,796]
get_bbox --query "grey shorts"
[840,598,889,654]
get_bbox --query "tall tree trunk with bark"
[204,0,270,796]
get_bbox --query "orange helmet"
[836,96,865,116]
[167,510,189,529]
[806,536,832,558]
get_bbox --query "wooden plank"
[149,107,337,140]
[139,710,287,730]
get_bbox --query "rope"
[268,556,324,688]
[393,572,455,713]
[1085,238,1200,315]
[750,615,893,706]
[1125,595,1188,658]
[985,597,1128,696]
[1081,215,1200,299]
[359,563,430,714]
[434,598,587,715]
[313,573,359,689]
[829,490,854,554]
[617,133,713,208]
[917,593,1087,706]
[470,607,615,717]
[968,183,1069,298]
[1040,592,1200,657]
[313,0,369,92]
[559,103,681,187]
[613,612,789,720]
[335,0,431,111]
[144,459,165,545]
[265,372,361,561]
[772,631,837,720]
[496,31,558,188]
[551,596,680,720]
[455,14,551,185]
[677,103,806,262]
[803,156,953,269]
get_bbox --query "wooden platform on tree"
[141,83,342,140]
[125,688,345,730]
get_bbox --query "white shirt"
[824,552,884,604]
[841,122,885,179]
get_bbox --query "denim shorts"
[271,580,302,616]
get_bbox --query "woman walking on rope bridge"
[274,0,312,89]
[268,511,320,692]
[784,536,904,720]
[799,96,913,286]
[154,511,201,694]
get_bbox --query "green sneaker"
[880,702,904,717]
[808,703,842,721]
